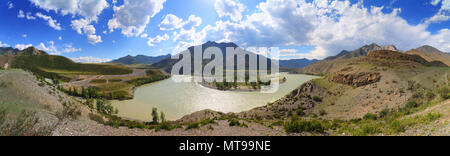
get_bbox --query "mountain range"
[150,41,317,73]
[299,43,449,75]
[110,54,171,65]
[0,47,47,55]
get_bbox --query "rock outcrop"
[332,72,381,87]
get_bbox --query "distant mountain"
[325,43,399,61]
[406,45,450,66]
[111,54,171,65]
[279,59,318,69]
[151,41,278,74]
[298,44,432,75]
[0,47,21,55]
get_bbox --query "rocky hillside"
[324,43,398,61]
[299,44,448,75]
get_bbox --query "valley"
[0,43,449,136]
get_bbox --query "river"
[112,74,318,121]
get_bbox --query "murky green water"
[112,74,318,121]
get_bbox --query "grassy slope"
[9,55,132,82]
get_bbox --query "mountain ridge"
[110,54,171,65]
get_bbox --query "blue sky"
[0,0,449,62]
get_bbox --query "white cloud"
[62,44,82,53]
[18,10,37,20]
[147,34,170,47]
[140,33,148,38]
[71,18,102,44]
[37,41,58,54]
[70,56,111,63]
[159,14,202,32]
[35,12,62,30]
[425,28,450,52]
[215,0,246,21]
[0,41,10,47]
[190,0,450,59]
[108,0,166,37]
[15,44,33,50]
[58,36,62,40]
[159,14,183,31]
[36,41,82,55]
[26,12,37,20]
[30,0,109,21]
[7,1,13,9]
[426,0,450,24]
[182,15,202,30]
[30,0,109,44]
[18,10,25,18]
[279,49,297,53]
[22,34,27,38]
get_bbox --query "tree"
[151,107,159,124]
[73,87,79,96]
[96,99,116,115]
[160,112,166,123]
[81,87,86,98]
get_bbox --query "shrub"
[96,99,118,115]
[363,113,378,120]
[313,96,323,102]
[405,101,419,109]
[389,120,406,133]
[438,86,450,99]
[296,107,305,116]
[407,80,416,90]
[186,123,200,130]
[357,124,381,136]
[379,109,390,118]
[0,107,55,136]
[56,102,81,120]
[426,91,435,100]
[228,119,248,128]
[284,119,326,133]
[319,109,327,116]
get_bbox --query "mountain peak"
[415,45,442,53]
[21,47,47,55]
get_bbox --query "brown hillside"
[406,49,450,66]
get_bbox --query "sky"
[0,0,449,62]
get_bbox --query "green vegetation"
[96,99,118,116]
[284,119,328,133]
[0,107,55,136]
[284,94,444,136]
[11,55,132,82]
[56,102,82,120]
[151,107,160,124]
[228,119,248,128]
